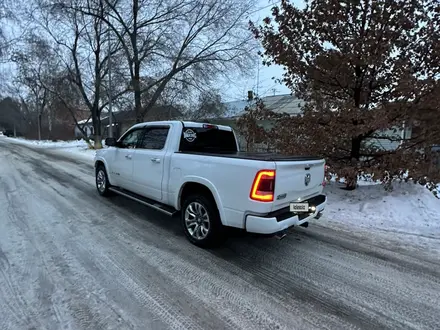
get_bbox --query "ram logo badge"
[305,173,311,186]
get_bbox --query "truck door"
[110,128,144,189]
[130,125,170,201]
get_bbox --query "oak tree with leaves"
[246,0,440,188]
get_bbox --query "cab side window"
[119,129,144,149]
[139,127,170,150]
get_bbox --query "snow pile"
[11,138,89,148]
[321,182,440,256]
[5,137,100,162]
[326,169,439,199]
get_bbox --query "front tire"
[181,194,224,248]
[96,165,111,197]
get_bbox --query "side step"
[109,187,178,216]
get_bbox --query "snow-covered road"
[1,138,440,330]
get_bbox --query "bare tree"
[11,35,55,140]
[0,96,28,135]
[70,0,256,123]
[0,0,25,92]
[0,0,14,60]
[187,90,227,120]
[26,0,127,147]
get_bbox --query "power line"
[247,0,282,16]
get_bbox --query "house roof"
[77,104,183,125]
[110,105,183,123]
[223,94,304,118]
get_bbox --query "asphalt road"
[1,138,440,330]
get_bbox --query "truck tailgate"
[272,159,325,211]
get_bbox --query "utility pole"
[107,11,113,138]
[256,58,260,97]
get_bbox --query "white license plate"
[290,202,309,212]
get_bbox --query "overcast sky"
[221,0,304,101]
[1,0,305,101]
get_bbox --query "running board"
[109,187,178,216]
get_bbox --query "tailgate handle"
[305,166,311,170]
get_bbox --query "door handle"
[125,154,132,160]
[151,158,161,163]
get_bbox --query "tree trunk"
[132,0,142,123]
[48,109,53,140]
[92,109,102,149]
[346,135,363,190]
[350,136,362,161]
[37,112,42,140]
[94,135,102,149]
[133,74,142,123]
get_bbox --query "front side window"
[139,127,170,150]
[119,129,144,149]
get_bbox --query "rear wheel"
[96,165,111,197]
[181,194,224,247]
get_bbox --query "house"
[207,93,412,152]
[207,94,304,150]
[74,104,183,139]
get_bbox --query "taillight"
[250,170,276,202]
[203,124,218,129]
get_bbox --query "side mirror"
[105,137,117,147]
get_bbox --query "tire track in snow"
[1,144,132,330]
[7,144,214,330]
[14,145,326,330]
[2,139,440,330]
[224,237,434,329]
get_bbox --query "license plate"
[290,202,309,212]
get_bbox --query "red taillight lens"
[202,124,218,129]
[250,170,276,202]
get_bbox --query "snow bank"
[10,137,89,148]
[5,137,99,162]
[320,182,440,257]
[326,171,439,199]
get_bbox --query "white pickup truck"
[94,121,327,247]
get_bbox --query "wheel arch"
[94,158,112,185]
[177,178,227,226]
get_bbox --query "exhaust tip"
[274,230,287,240]
[314,212,323,219]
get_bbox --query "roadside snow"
[4,137,98,162]
[320,182,440,258]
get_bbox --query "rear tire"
[96,165,111,197]
[181,194,224,248]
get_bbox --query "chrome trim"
[108,187,174,216]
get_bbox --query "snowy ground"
[321,182,440,259]
[3,136,440,259]
[1,137,440,330]
[2,136,98,163]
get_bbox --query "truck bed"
[178,151,323,162]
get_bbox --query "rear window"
[179,126,238,153]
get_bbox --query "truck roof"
[129,120,233,131]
